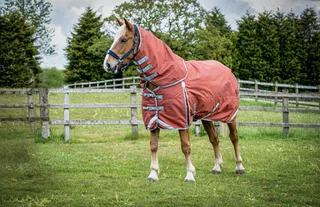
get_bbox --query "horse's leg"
[227,118,245,174]
[148,128,160,181]
[179,129,196,182]
[202,120,223,174]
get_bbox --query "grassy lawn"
[0,92,319,206]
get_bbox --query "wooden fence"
[0,88,50,138]
[67,77,319,93]
[66,77,141,89]
[67,77,320,108]
[0,87,319,140]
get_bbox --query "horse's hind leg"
[227,118,245,174]
[202,120,223,174]
[179,129,196,182]
[148,128,160,181]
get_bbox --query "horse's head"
[103,19,139,74]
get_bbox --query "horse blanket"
[132,26,239,131]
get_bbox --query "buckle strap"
[137,64,152,73]
[143,106,164,111]
[140,72,158,82]
[142,93,163,99]
[133,56,148,65]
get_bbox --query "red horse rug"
[132,26,239,131]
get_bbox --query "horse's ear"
[124,18,134,31]
[116,18,123,26]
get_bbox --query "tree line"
[0,0,319,88]
[0,0,55,88]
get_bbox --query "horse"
[103,19,245,182]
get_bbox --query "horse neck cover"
[133,26,239,131]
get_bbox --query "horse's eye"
[120,39,127,43]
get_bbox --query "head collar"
[107,24,139,72]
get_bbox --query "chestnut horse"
[104,19,245,182]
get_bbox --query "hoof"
[148,177,158,182]
[148,170,159,181]
[211,170,221,174]
[235,169,245,174]
[184,178,195,183]
[184,171,195,182]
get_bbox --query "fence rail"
[66,77,319,90]
[66,78,320,107]
[0,87,319,140]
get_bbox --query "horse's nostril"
[106,62,111,69]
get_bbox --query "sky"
[1,0,319,69]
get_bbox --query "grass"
[0,93,319,206]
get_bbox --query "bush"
[37,67,65,88]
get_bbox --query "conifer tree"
[65,7,107,83]
[1,0,55,55]
[0,11,41,88]
[192,7,235,68]
[274,10,302,83]
[206,7,232,35]
[297,7,320,85]
[256,11,280,82]
[235,12,260,80]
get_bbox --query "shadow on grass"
[0,136,59,206]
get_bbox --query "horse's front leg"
[179,129,196,182]
[148,128,160,181]
[228,118,245,174]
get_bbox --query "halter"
[107,24,139,72]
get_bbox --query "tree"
[1,0,55,55]
[297,7,320,85]
[65,7,109,83]
[206,7,232,35]
[0,10,41,88]
[235,12,261,80]
[192,7,236,68]
[255,11,280,82]
[106,0,206,60]
[274,10,302,83]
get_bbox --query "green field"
[0,93,319,206]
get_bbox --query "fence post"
[274,82,278,105]
[27,89,35,134]
[295,84,299,107]
[195,124,201,136]
[282,92,289,136]
[122,79,125,89]
[64,85,70,141]
[318,85,320,109]
[113,79,116,89]
[39,88,50,138]
[104,80,107,89]
[130,86,138,135]
[255,80,258,102]
[219,122,229,137]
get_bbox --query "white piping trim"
[157,119,174,130]
[137,26,142,52]
[201,102,220,120]
[181,81,190,127]
[147,116,158,130]
[228,108,239,123]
